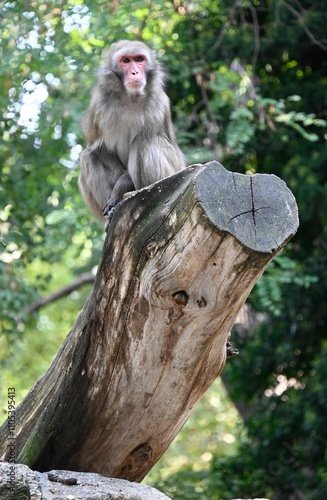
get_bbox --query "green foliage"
[252,254,319,317]
[1,0,327,498]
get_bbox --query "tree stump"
[0,161,299,482]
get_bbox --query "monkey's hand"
[102,198,118,231]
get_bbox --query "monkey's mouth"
[126,81,145,95]
[127,81,144,88]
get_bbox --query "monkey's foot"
[103,198,118,231]
[102,198,118,217]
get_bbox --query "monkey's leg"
[102,171,135,230]
[79,149,115,219]
[79,147,134,222]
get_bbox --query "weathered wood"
[0,161,298,482]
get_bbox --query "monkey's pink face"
[118,54,147,94]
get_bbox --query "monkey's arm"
[102,171,135,217]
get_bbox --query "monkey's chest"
[101,110,144,167]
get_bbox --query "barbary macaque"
[79,40,186,226]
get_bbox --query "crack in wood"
[250,177,256,227]
[227,205,271,224]
[228,178,271,228]
[232,171,237,191]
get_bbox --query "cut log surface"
[196,162,298,253]
[0,162,298,482]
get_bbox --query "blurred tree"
[1,0,326,499]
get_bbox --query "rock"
[0,462,171,500]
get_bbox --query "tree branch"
[25,272,95,314]
[283,0,327,51]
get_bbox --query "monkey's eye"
[121,57,130,64]
[135,56,145,63]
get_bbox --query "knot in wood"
[172,290,188,306]
[132,442,153,463]
[196,296,207,308]
[145,241,158,258]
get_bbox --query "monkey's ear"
[97,66,123,91]
[98,65,112,76]
[97,65,122,84]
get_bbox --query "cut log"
[0,161,298,482]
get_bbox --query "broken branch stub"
[0,161,298,482]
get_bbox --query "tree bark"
[0,161,298,482]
